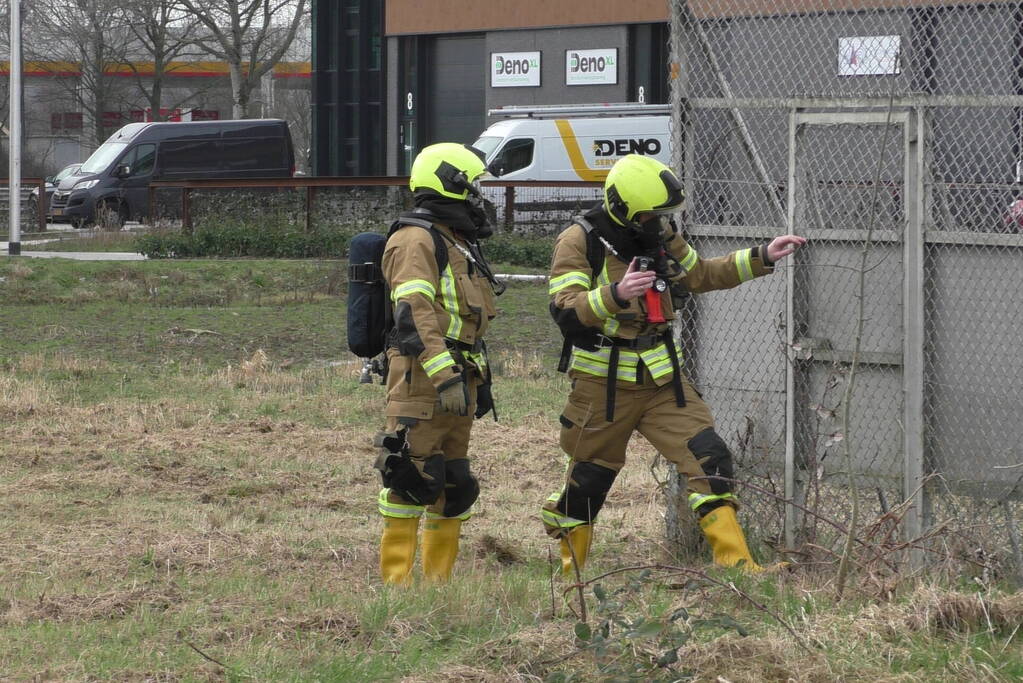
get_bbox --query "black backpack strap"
[388,214,449,275]
[573,214,606,277]
[663,330,686,408]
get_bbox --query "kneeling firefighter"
[375,143,504,585]
[540,154,805,575]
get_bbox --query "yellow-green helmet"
[409,143,488,200]
[603,154,684,226]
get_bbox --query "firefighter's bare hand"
[436,375,469,416]
[617,258,657,299]
[766,234,807,263]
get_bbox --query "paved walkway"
[6,248,147,260]
[2,224,147,260]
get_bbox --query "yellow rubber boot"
[699,505,765,573]
[421,517,462,583]
[559,525,593,578]
[380,516,420,586]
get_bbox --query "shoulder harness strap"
[388,211,449,274]
[556,215,609,377]
[572,214,606,277]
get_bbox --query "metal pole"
[903,108,927,567]
[784,109,800,548]
[8,0,22,255]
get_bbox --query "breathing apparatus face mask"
[463,177,494,239]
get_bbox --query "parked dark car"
[50,119,295,229]
[28,163,82,223]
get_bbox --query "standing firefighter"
[540,154,805,575]
[375,143,502,585]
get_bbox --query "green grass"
[27,229,146,252]
[0,257,1019,681]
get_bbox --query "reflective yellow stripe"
[569,348,639,382]
[572,348,640,367]
[434,264,462,341]
[467,350,487,371]
[688,491,737,512]
[549,271,591,295]
[392,279,435,301]
[423,351,455,377]
[736,248,754,283]
[541,508,587,529]
[594,262,621,335]
[640,345,674,379]
[426,509,472,521]
[587,288,612,319]
[378,488,426,518]
[680,246,699,272]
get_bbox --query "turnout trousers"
[542,372,722,530]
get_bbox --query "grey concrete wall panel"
[386,36,400,175]
[926,245,1023,494]
[429,35,486,145]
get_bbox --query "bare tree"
[176,0,308,120]
[24,0,134,147]
[120,0,207,121]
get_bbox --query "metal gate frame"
[783,108,928,562]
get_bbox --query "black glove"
[436,374,469,416]
[474,382,496,420]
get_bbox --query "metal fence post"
[182,188,192,233]
[36,179,45,232]
[903,108,928,566]
[784,108,801,549]
[504,185,515,231]
[306,185,316,233]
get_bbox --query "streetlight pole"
[8,0,22,256]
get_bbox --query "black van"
[50,118,295,228]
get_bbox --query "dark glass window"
[491,138,534,176]
[220,138,283,171]
[160,140,211,173]
[129,144,156,176]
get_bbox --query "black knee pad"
[442,458,480,518]
[688,428,734,495]
[375,429,446,506]
[387,453,445,505]
[556,461,618,524]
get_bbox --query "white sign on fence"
[838,35,901,76]
[491,51,541,88]
[566,48,618,85]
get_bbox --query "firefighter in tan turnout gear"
[375,143,503,585]
[541,154,805,575]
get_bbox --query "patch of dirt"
[17,585,182,623]
[476,534,525,566]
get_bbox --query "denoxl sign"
[491,51,541,87]
[566,48,617,86]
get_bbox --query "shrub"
[135,219,362,259]
[136,220,556,268]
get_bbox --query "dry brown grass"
[1,352,1020,681]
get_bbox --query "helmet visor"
[650,169,684,213]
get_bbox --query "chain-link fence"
[665,0,1023,575]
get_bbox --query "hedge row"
[134,220,556,269]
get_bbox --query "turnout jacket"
[549,218,774,385]
[383,221,497,419]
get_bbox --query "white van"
[473,103,670,181]
[472,103,670,230]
